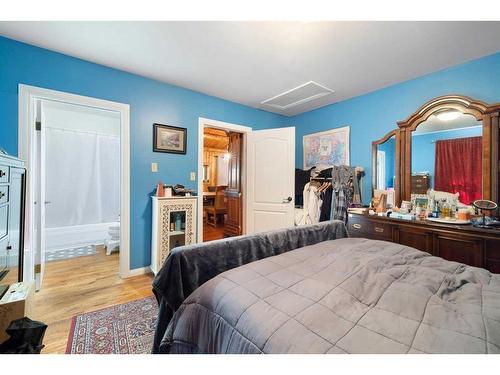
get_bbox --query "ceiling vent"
[261,81,334,110]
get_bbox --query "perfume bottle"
[441,202,451,218]
[432,199,440,218]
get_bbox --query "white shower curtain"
[45,128,120,228]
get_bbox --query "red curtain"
[434,136,482,205]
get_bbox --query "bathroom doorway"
[18,85,131,290]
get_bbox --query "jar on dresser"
[150,196,197,274]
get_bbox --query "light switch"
[190,172,196,181]
[151,162,158,173]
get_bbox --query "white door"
[34,100,46,290]
[246,127,295,234]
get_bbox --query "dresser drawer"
[347,216,371,237]
[411,176,428,182]
[434,233,483,268]
[0,204,8,240]
[485,239,500,261]
[486,259,500,274]
[347,215,392,240]
[0,186,8,205]
[0,165,9,183]
[369,221,392,240]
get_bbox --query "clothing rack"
[310,176,332,181]
[309,170,365,182]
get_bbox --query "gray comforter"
[152,221,348,353]
[163,238,500,354]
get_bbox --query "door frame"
[197,117,251,242]
[18,84,132,279]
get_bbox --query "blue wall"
[291,51,500,203]
[0,36,286,269]
[411,126,482,188]
[2,34,500,268]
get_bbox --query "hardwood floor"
[32,246,153,354]
[203,222,225,241]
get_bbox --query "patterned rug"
[66,296,158,354]
[45,245,97,262]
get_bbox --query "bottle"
[156,182,165,197]
[441,202,451,219]
[434,200,440,218]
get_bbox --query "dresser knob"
[0,192,5,199]
[0,170,5,178]
[374,227,384,233]
[353,223,361,229]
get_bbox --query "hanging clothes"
[330,166,361,223]
[295,167,315,207]
[302,181,323,225]
[319,186,333,222]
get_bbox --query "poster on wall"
[303,126,350,169]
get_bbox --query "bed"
[152,221,500,354]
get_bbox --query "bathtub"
[45,222,119,252]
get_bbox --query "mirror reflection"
[376,134,396,191]
[411,111,482,205]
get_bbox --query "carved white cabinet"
[151,196,197,274]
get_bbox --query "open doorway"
[202,128,230,241]
[18,85,131,289]
[197,118,251,243]
[37,100,121,284]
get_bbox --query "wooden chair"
[204,186,228,227]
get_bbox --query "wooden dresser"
[410,174,430,194]
[347,212,500,273]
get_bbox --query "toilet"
[105,222,120,255]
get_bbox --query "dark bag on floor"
[0,317,47,354]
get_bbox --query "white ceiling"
[1,21,500,116]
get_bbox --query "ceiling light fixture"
[436,110,461,122]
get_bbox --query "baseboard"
[121,266,152,278]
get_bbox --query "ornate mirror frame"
[396,95,500,203]
[372,129,402,205]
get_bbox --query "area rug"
[45,245,97,262]
[66,296,158,354]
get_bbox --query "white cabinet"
[151,196,197,274]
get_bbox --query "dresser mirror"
[372,130,400,205]
[398,95,500,205]
[371,95,500,208]
[410,112,483,205]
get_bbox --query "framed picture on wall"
[153,123,187,154]
[303,126,350,169]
